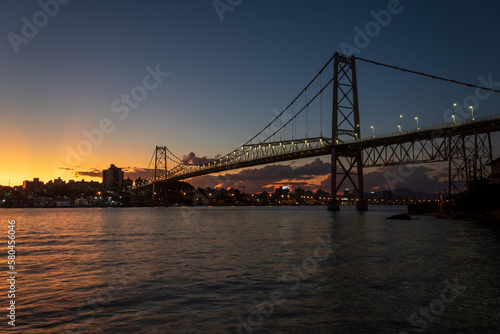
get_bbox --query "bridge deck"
[142,115,500,184]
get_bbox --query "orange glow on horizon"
[0,145,146,187]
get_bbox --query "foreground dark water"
[1,206,500,333]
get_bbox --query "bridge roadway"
[151,114,500,183]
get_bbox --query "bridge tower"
[152,146,167,204]
[328,53,368,211]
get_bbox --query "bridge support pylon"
[328,53,367,211]
[447,131,493,197]
[152,146,168,205]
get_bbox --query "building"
[274,186,290,198]
[135,177,147,187]
[316,189,330,199]
[102,164,124,190]
[22,178,44,193]
[75,198,89,207]
[123,177,133,189]
[33,197,53,207]
[68,179,101,192]
[488,157,500,183]
[294,187,305,198]
[382,189,394,202]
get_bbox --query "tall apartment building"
[102,164,124,190]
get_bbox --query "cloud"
[106,158,449,194]
[363,165,448,193]
[74,166,155,181]
[187,158,331,193]
[320,164,449,194]
[75,168,101,178]
[181,152,218,165]
[230,158,329,182]
[122,167,155,181]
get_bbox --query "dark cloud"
[293,158,331,179]
[363,165,448,193]
[320,164,448,194]
[229,158,329,182]
[75,168,101,178]
[75,166,155,182]
[123,167,154,181]
[188,158,331,193]
[186,159,450,194]
[182,152,218,165]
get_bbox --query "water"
[1,206,500,333]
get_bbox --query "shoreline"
[423,209,500,224]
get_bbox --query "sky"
[1,0,500,193]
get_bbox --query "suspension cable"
[356,56,500,93]
[165,146,184,163]
[261,77,334,143]
[305,89,309,138]
[320,72,323,137]
[243,53,336,145]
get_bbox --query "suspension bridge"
[138,52,500,210]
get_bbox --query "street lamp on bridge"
[415,116,419,130]
[469,105,474,121]
[370,125,375,137]
[452,103,457,124]
[398,124,402,134]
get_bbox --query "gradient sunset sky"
[1,0,500,193]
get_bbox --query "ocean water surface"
[2,206,500,333]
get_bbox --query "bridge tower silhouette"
[328,53,367,211]
[152,146,167,204]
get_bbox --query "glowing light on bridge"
[452,103,457,124]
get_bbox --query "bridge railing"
[164,137,332,180]
[135,115,500,186]
[345,114,500,144]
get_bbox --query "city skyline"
[2,1,500,190]
[2,158,451,196]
